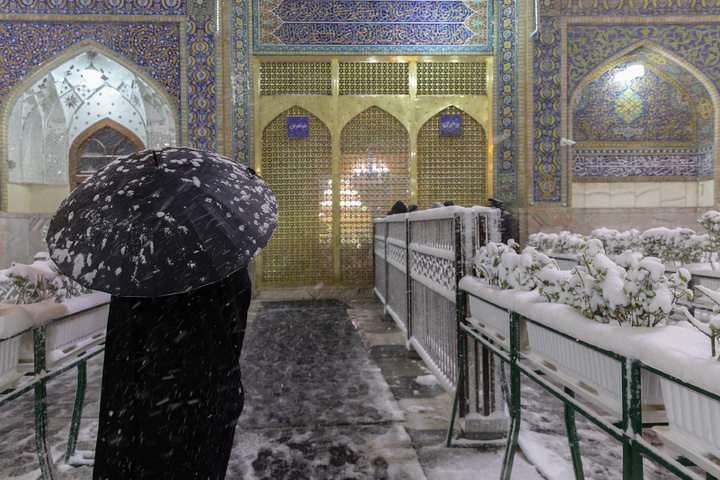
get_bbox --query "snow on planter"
[16,292,110,370]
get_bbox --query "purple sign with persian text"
[440,114,461,136]
[287,116,309,138]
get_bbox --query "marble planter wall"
[0,212,52,269]
[514,206,710,246]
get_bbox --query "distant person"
[408,204,419,212]
[388,201,408,215]
[443,201,455,206]
[430,202,444,209]
[489,197,516,244]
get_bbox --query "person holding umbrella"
[47,147,278,479]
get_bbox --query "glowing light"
[614,64,644,84]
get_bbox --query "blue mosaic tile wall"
[232,0,249,164]
[0,0,184,15]
[253,0,492,53]
[562,0,720,16]
[530,18,719,200]
[568,24,720,95]
[533,17,562,202]
[496,0,518,202]
[0,4,220,154]
[0,22,180,103]
[573,60,695,144]
[187,15,216,151]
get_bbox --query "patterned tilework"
[0,0,184,15]
[496,0,517,202]
[233,0,249,164]
[573,60,695,144]
[533,17,561,202]
[568,24,720,95]
[0,22,181,105]
[186,15,216,150]
[573,154,711,178]
[254,0,491,52]
[562,0,720,16]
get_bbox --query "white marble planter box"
[0,336,22,392]
[645,329,720,477]
[17,293,110,369]
[659,379,720,470]
[467,294,512,347]
[525,321,663,417]
[0,293,111,384]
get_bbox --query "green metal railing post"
[564,387,585,480]
[65,360,87,462]
[33,326,57,480]
[500,312,521,480]
[447,322,465,447]
[622,359,643,480]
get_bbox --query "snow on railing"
[373,205,505,434]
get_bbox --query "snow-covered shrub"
[475,242,556,291]
[590,228,641,256]
[617,253,693,327]
[699,210,720,265]
[538,240,692,327]
[679,284,720,360]
[538,265,573,305]
[5,260,91,304]
[552,231,586,255]
[640,227,708,265]
[527,232,555,252]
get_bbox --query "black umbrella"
[46,147,278,297]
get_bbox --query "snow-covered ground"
[0,299,700,479]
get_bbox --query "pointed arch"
[339,106,410,284]
[258,106,333,286]
[567,40,718,205]
[417,105,487,209]
[69,119,145,190]
[0,40,179,211]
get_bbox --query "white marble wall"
[514,206,716,246]
[572,180,714,208]
[0,213,52,269]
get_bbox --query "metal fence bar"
[373,219,387,306]
[0,301,109,479]
[385,215,409,334]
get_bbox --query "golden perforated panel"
[417,62,486,96]
[259,107,333,285]
[417,106,487,208]
[339,107,410,284]
[260,62,332,95]
[339,62,409,95]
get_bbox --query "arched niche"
[339,106,410,284]
[2,41,178,213]
[568,43,718,209]
[257,106,334,286]
[417,105,487,209]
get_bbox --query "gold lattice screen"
[417,106,487,208]
[339,107,410,284]
[259,107,333,285]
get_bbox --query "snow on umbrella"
[46,147,278,297]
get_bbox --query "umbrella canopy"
[47,147,278,297]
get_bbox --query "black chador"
[93,267,252,480]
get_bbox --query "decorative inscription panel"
[254,0,491,52]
